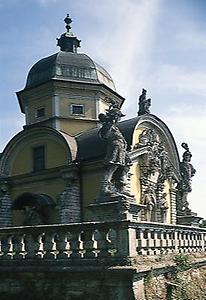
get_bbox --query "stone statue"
[138,88,151,116]
[159,192,169,223]
[178,143,196,215]
[142,186,156,221]
[23,205,44,226]
[23,205,47,226]
[98,99,132,200]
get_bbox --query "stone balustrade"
[0,221,206,261]
[135,222,206,255]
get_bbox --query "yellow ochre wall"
[130,162,141,204]
[130,127,145,204]
[81,169,101,219]
[11,177,65,201]
[59,118,98,135]
[11,137,69,176]
[59,96,96,119]
[27,96,52,124]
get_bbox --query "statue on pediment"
[138,88,151,116]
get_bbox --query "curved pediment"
[129,114,181,179]
[0,126,77,176]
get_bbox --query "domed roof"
[25,51,116,91]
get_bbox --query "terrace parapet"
[0,221,206,264]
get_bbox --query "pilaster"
[57,168,81,223]
[0,179,12,227]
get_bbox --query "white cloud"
[176,27,206,51]
[35,0,57,6]
[164,106,206,218]
[153,64,206,96]
[84,0,160,102]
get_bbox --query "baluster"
[44,232,57,259]
[192,233,196,252]
[36,233,45,258]
[56,232,71,259]
[139,229,147,255]
[147,230,153,255]
[96,228,110,258]
[69,230,81,259]
[154,231,160,255]
[83,229,96,259]
[24,233,39,259]
[0,236,4,258]
[185,233,189,252]
[7,235,15,259]
[107,228,117,257]
[200,233,204,252]
[188,232,192,252]
[136,228,141,255]
[167,232,172,253]
[173,231,179,253]
[0,235,8,259]
[13,234,26,259]
[183,232,187,252]
[160,231,165,254]
[0,235,14,260]
[197,233,201,252]
[204,233,206,251]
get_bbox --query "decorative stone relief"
[158,192,169,223]
[136,128,176,222]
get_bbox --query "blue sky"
[0,0,206,217]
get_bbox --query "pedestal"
[88,195,146,222]
[177,213,203,227]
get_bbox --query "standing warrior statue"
[178,143,196,214]
[138,88,151,116]
[98,99,132,200]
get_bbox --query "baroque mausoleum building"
[0,15,205,300]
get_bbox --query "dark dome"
[25,51,116,91]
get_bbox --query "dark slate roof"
[76,117,139,162]
[25,51,116,91]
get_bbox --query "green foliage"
[199,219,206,228]
[173,253,192,273]
[144,270,154,285]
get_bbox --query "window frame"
[36,107,45,118]
[70,104,85,116]
[32,145,45,172]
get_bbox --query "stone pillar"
[0,179,12,227]
[170,180,177,224]
[57,169,81,224]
